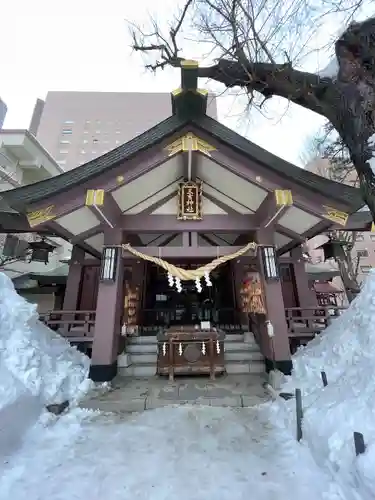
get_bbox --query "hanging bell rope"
[122,241,257,281]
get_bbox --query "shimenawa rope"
[122,242,257,281]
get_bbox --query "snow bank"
[0,271,91,409]
[282,269,375,497]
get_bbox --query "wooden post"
[353,432,366,456]
[295,388,303,442]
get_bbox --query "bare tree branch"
[128,1,375,220]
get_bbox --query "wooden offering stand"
[157,325,226,381]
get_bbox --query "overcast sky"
[0,0,360,167]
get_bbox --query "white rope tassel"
[175,277,182,293]
[195,277,202,293]
[201,342,206,355]
[162,342,167,356]
[178,343,183,356]
[204,271,212,287]
[216,340,220,354]
[167,272,175,287]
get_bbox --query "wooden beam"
[47,221,101,259]
[85,190,122,228]
[121,214,256,233]
[275,225,305,243]
[255,191,290,227]
[203,192,240,215]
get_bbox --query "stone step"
[129,353,157,364]
[119,362,157,377]
[226,360,265,374]
[127,333,249,344]
[224,341,258,352]
[127,343,158,354]
[127,336,157,345]
[225,350,264,362]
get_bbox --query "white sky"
[0,0,352,167]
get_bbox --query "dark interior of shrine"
[141,261,240,331]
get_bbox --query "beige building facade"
[30,91,218,171]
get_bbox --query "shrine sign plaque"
[177,181,202,220]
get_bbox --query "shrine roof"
[0,63,364,213]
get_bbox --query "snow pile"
[0,271,91,410]
[282,269,375,497]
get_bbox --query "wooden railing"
[285,306,347,337]
[39,310,96,343]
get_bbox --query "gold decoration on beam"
[165,133,216,157]
[371,222,375,232]
[116,175,124,184]
[27,205,55,227]
[85,189,105,206]
[122,241,257,281]
[275,189,293,206]
[322,206,348,226]
[177,181,202,220]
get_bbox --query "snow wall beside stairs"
[0,272,91,461]
[280,270,375,498]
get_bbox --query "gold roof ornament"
[274,190,293,206]
[27,205,55,227]
[322,206,349,226]
[166,132,216,157]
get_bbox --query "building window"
[103,140,109,144]
[83,130,88,134]
[360,265,372,274]
[357,249,369,257]
[370,234,375,242]
[116,130,120,134]
[83,139,88,144]
[61,128,72,135]
[95,130,101,134]
[115,140,120,144]
[59,149,69,154]
[92,151,97,155]
[63,120,74,124]
[60,139,70,144]
[81,150,86,154]
[356,233,364,242]
[93,138,99,143]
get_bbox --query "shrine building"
[0,61,364,382]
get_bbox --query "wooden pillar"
[89,228,124,382]
[62,245,84,311]
[257,228,292,375]
[291,246,317,309]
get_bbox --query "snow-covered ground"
[0,405,342,500]
[1,269,375,499]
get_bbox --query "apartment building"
[30,91,218,171]
[0,129,71,311]
[306,158,373,284]
[0,98,7,129]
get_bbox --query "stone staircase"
[118,332,265,377]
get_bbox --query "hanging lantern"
[28,238,56,264]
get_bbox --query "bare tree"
[129,0,375,217]
[301,130,362,298]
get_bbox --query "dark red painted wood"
[78,265,100,311]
